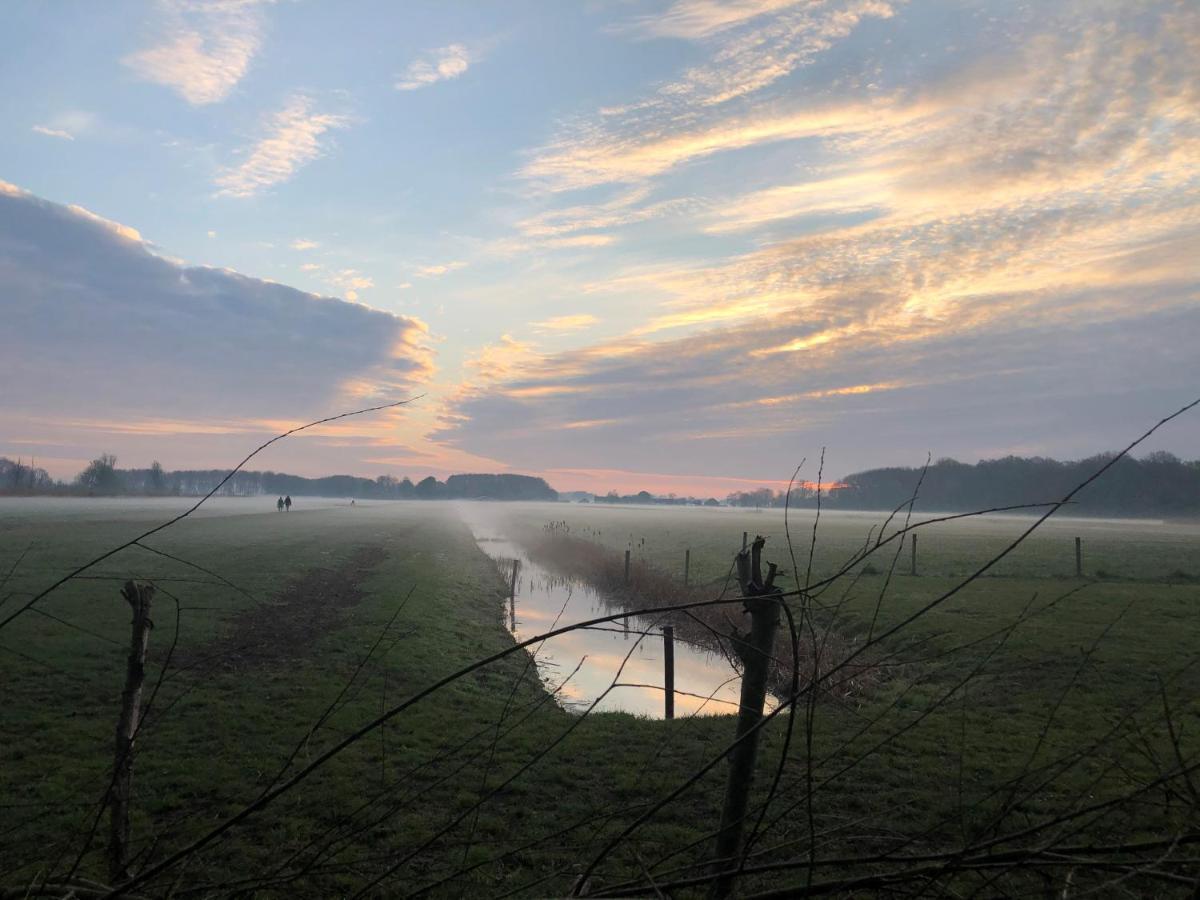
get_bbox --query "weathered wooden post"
[110,580,154,887]
[742,531,748,551]
[509,559,519,630]
[663,625,675,720]
[624,548,631,584]
[684,548,691,586]
[710,536,781,899]
[910,533,918,577]
[1075,536,1082,577]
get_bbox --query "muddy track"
[179,544,388,672]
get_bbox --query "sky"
[1,0,1197,497]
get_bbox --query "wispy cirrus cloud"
[546,234,617,249]
[123,0,271,105]
[32,125,74,141]
[215,94,350,197]
[523,1,894,194]
[524,95,917,191]
[532,314,599,334]
[437,1,1200,481]
[516,185,700,242]
[30,111,98,143]
[660,0,894,106]
[395,43,474,91]
[623,0,803,40]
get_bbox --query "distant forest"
[0,456,557,502]
[4,452,1198,517]
[725,452,1200,518]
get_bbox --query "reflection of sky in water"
[464,511,746,718]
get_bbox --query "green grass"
[500,501,1200,584]
[2,498,1198,897]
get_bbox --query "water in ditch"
[463,512,746,718]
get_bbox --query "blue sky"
[2,0,1197,494]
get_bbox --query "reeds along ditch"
[521,527,886,704]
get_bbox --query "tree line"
[594,490,722,506]
[724,452,1200,517]
[0,455,557,502]
[6,451,1197,516]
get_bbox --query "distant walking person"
[284,495,292,511]
[277,496,284,512]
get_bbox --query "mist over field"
[2,1,1198,897]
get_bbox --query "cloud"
[64,205,143,242]
[0,185,432,436]
[415,260,467,278]
[327,268,375,299]
[291,238,320,250]
[624,0,803,40]
[523,97,915,191]
[523,1,894,192]
[122,0,269,105]
[437,300,1200,481]
[464,335,539,382]
[532,314,600,334]
[545,234,617,248]
[435,2,1200,481]
[513,185,702,251]
[215,94,350,197]
[395,43,473,91]
[32,125,74,141]
[660,0,894,105]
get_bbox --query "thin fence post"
[663,625,675,720]
[742,531,748,551]
[509,559,519,631]
[684,548,691,587]
[623,549,632,636]
[710,535,781,899]
[1075,536,1082,577]
[110,580,154,887]
[910,533,918,577]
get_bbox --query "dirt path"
[180,544,388,672]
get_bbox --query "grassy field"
[494,501,1200,584]
[2,497,1198,897]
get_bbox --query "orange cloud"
[532,314,600,334]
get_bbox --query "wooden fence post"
[683,548,691,587]
[910,533,918,577]
[509,559,519,631]
[742,531,748,552]
[623,549,632,635]
[1075,537,1082,577]
[710,535,781,899]
[663,625,675,720]
[110,580,154,887]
